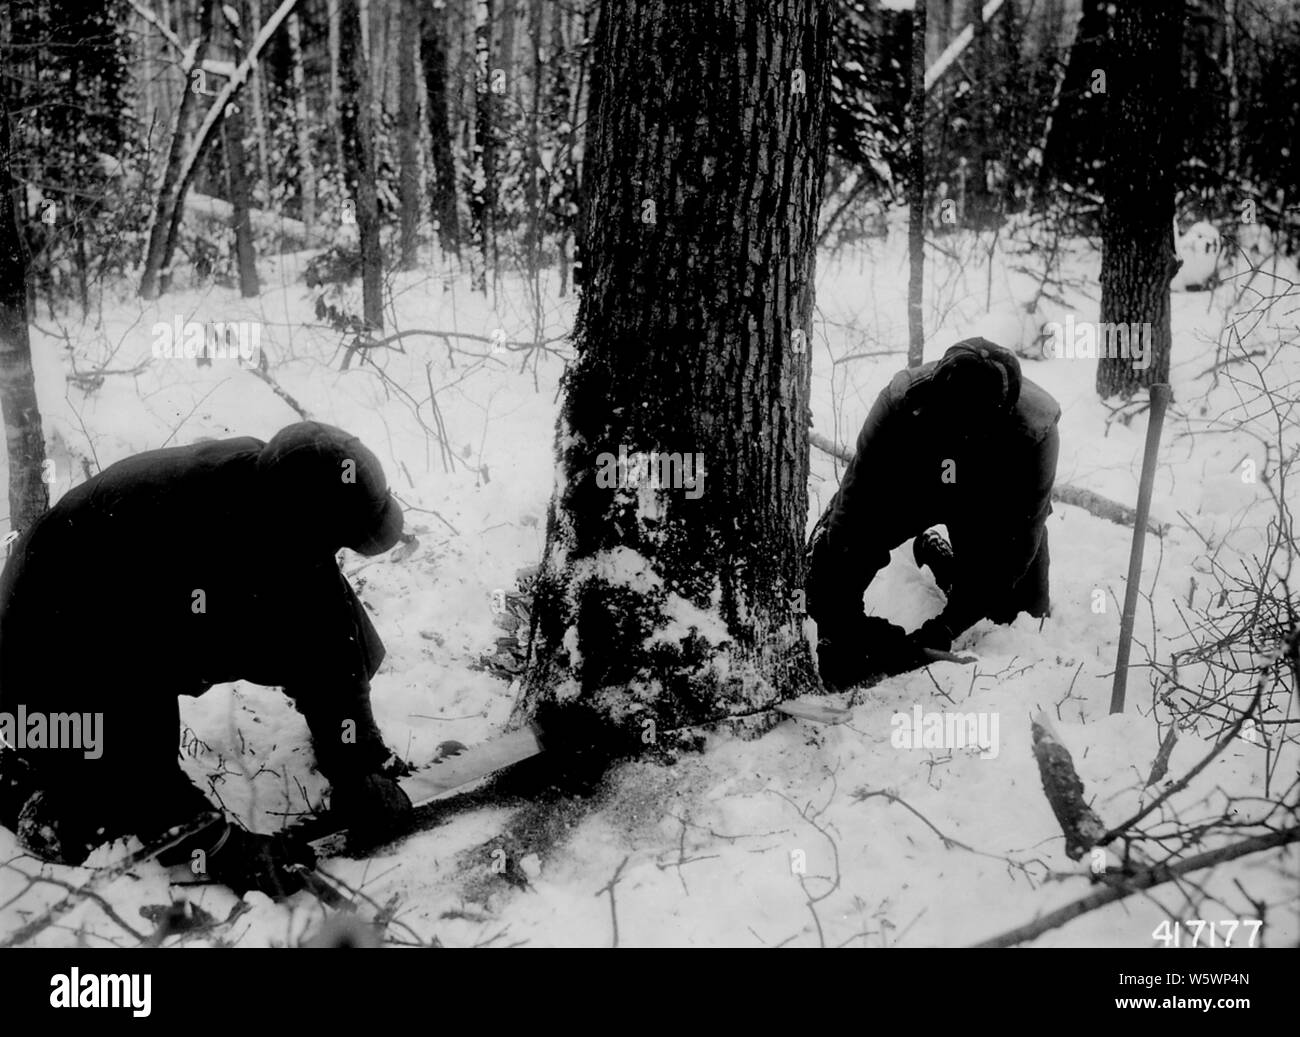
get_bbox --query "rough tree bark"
[0,88,48,534]
[511,0,832,743]
[341,0,384,329]
[1095,0,1183,397]
[419,1,461,256]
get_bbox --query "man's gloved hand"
[817,614,910,690]
[907,617,955,653]
[206,824,317,899]
[330,772,413,849]
[313,727,397,783]
[872,618,958,676]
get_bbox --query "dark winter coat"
[808,343,1060,638]
[0,424,404,803]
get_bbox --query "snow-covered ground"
[2,223,1296,947]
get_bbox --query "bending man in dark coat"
[0,422,410,896]
[807,340,1061,688]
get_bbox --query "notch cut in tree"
[511,0,832,746]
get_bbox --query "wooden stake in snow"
[1109,383,1171,714]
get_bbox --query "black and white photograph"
[0,0,1296,975]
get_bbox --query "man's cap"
[257,422,404,556]
[931,337,1022,413]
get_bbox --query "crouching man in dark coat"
[0,422,411,897]
[807,340,1061,689]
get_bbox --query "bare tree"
[224,3,260,297]
[470,0,497,291]
[0,87,48,534]
[398,0,422,270]
[328,0,346,179]
[420,0,461,256]
[139,0,218,300]
[341,0,384,328]
[288,9,317,238]
[907,0,926,366]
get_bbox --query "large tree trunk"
[0,88,48,534]
[512,0,832,743]
[419,2,461,256]
[397,0,422,270]
[139,0,218,300]
[1095,0,1183,398]
[341,0,384,329]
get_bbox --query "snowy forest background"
[0,0,1298,948]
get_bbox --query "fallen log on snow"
[1030,712,1108,861]
[975,826,1299,947]
[1052,482,1169,537]
[809,431,1169,536]
[186,191,328,251]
